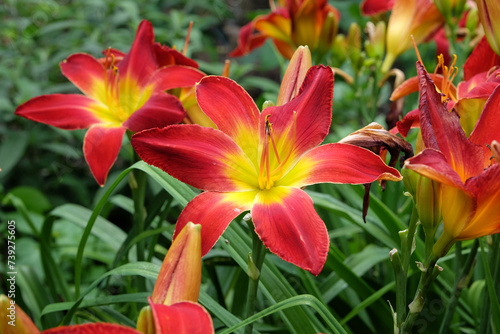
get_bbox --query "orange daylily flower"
[405,62,500,255]
[229,0,340,59]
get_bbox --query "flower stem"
[401,252,441,333]
[438,240,479,334]
[393,206,419,331]
[244,217,267,334]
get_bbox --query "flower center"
[433,53,458,102]
[257,112,297,190]
[102,49,128,123]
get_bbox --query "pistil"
[257,112,297,190]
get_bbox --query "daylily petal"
[117,20,157,89]
[83,125,126,186]
[440,185,477,240]
[255,11,293,45]
[228,23,268,57]
[59,53,106,101]
[463,36,500,81]
[154,43,200,68]
[252,186,329,276]
[404,149,468,191]
[131,125,258,191]
[42,323,140,334]
[15,94,101,130]
[278,143,401,188]
[152,65,206,91]
[454,97,487,138]
[152,222,201,306]
[395,109,420,138]
[174,191,257,256]
[469,85,500,164]
[123,93,185,133]
[292,0,319,47]
[417,62,484,181]
[260,65,334,174]
[149,299,214,334]
[360,0,394,16]
[459,164,500,239]
[196,76,261,163]
[390,73,456,102]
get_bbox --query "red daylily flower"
[392,36,500,138]
[99,28,214,129]
[132,65,401,275]
[229,0,340,59]
[405,62,500,254]
[14,20,200,186]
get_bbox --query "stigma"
[257,111,297,190]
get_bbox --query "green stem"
[394,206,419,331]
[439,240,479,334]
[130,169,147,261]
[244,217,267,334]
[401,252,441,333]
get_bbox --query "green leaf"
[479,238,500,333]
[8,186,52,213]
[42,262,160,323]
[50,204,126,252]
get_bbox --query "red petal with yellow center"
[152,65,205,91]
[14,94,101,130]
[460,164,500,239]
[469,85,500,164]
[42,323,140,334]
[252,186,329,276]
[149,299,214,334]
[277,143,401,188]
[117,20,157,89]
[123,93,185,133]
[196,76,261,163]
[174,191,257,256]
[131,125,258,192]
[260,65,334,173]
[417,62,484,181]
[60,54,106,102]
[83,125,126,186]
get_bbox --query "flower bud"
[477,0,500,55]
[0,295,40,334]
[277,46,312,106]
[151,222,202,305]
